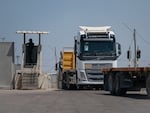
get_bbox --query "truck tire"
[67,84,77,90]
[66,83,76,90]
[108,74,115,95]
[62,81,67,89]
[66,82,70,90]
[66,72,70,90]
[62,73,67,89]
[104,74,109,91]
[77,85,83,90]
[146,74,150,97]
[115,74,127,96]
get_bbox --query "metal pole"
[55,47,58,70]
[133,29,137,68]
[16,55,20,65]
[39,34,41,45]
[55,47,57,63]
[128,47,131,67]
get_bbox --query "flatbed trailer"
[102,67,150,96]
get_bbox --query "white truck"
[59,26,121,89]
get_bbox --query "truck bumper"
[77,81,104,85]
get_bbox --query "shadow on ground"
[97,92,150,100]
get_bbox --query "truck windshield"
[81,41,116,57]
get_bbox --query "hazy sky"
[0,0,150,73]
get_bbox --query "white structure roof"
[16,31,49,34]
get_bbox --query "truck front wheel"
[108,74,115,95]
[146,74,150,97]
[104,74,109,91]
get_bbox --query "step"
[21,73,39,90]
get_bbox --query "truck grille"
[85,63,112,82]
[85,69,104,82]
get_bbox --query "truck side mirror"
[116,43,121,56]
[127,50,131,59]
[137,50,141,59]
[74,37,77,54]
[55,63,58,71]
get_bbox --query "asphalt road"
[0,89,150,113]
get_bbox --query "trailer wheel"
[115,74,127,96]
[146,74,150,97]
[108,74,115,95]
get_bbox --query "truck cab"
[74,26,121,89]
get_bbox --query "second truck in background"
[58,26,121,90]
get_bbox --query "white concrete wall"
[49,73,58,89]
[0,42,14,89]
[38,73,58,89]
[38,73,50,89]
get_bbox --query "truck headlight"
[85,64,92,69]
[80,72,87,80]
